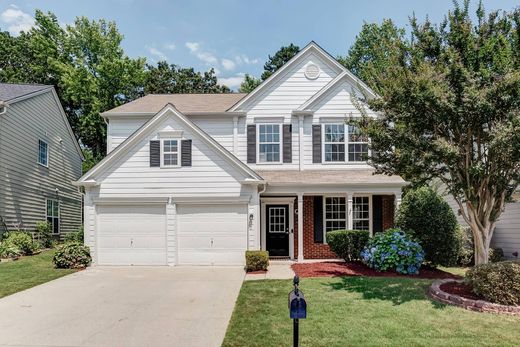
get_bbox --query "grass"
[223,276,520,347]
[0,250,75,298]
[439,266,469,277]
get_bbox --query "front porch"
[256,169,406,261]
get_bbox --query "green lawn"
[0,250,75,298]
[223,276,520,347]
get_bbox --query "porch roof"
[256,170,406,186]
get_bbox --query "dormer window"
[258,124,281,163]
[160,139,180,167]
[323,123,368,163]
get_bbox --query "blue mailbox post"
[288,276,306,347]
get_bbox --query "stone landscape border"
[428,279,520,315]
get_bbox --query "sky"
[1,0,518,89]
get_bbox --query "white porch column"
[395,192,402,213]
[166,197,176,266]
[249,191,261,250]
[297,193,304,261]
[298,115,304,171]
[347,193,353,230]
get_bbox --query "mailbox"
[289,290,307,319]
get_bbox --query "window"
[323,123,368,163]
[46,199,59,234]
[258,124,281,163]
[324,197,346,233]
[161,139,179,167]
[352,196,370,231]
[38,139,48,166]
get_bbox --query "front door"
[266,204,289,257]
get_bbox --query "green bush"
[327,230,369,262]
[456,226,474,266]
[245,250,269,272]
[489,247,504,263]
[53,242,91,269]
[63,227,84,243]
[3,231,38,255]
[396,187,459,267]
[35,221,54,248]
[466,261,520,306]
[361,228,425,274]
[0,242,21,258]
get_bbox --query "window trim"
[45,198,60,234]
[323,195,347,243]
[38,139,49,167]
[352,195,372,234]
[321,123,369,164]
[256,123,283,164]
[160,138,181,168]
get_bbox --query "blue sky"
[1,0,518,89]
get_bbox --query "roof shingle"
[257,170,406,185]
[0,83,52,102]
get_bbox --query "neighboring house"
[75,42,407,266]
[0,83,84,237]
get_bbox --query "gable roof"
[101,93,247,117]
[0,83,53,103]
[228,41,376,112]
[77,103,263,184]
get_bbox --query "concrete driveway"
[0,266,244,347]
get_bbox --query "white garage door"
[97,205,167,265]
[177,204,247,265]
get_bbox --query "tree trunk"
[467,212,496,265]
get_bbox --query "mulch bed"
[292,261,462,279]
[439,281,483,301]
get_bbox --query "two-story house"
[0,83,83,236]
[75,42,407,266]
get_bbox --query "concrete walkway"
[245,261,295,281]
[0,266,244,347]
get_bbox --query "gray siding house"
[0,83,83,236]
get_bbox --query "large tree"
[239,73,261,93]
[261,43,300,80]
[144,61,229,94]
[354,1,520,264]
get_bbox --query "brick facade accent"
[381,195,395,231]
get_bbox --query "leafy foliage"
[456,226,475,266]
[466,261,520,306]
[0,242,21,259]
[261,44,299,80]
[239,74,261,93]
[396,187,459,266]
[53,242,91,269]
[35,221,53,248]
[245,250,269,272]
[361,229,425,274]
[352,1,520,264]
[326,230,369,262]
[2,231,38,255]
[488,247,504,263]
[63,227,84,243]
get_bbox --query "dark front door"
[266,204,289,257]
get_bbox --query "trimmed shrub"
[245,250,269,272]
[53,242,91,269]
[489,247,504,263]
[0,242,21,259]
[361,229,425,274]
[35,221,54,248]
[327,230,370,262]
[3,231,38,255]
[396,187,459,267]
[64,227,84,243]
[466,261,520,306]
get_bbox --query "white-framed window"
[323,123,368,163]
[257,123,281,163]
[352,196,370,231]
[160,139,180,167]
[324,197,347,235]
[46,199,59,234]
[38,139,49,167]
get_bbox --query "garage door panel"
[97,205,167,265]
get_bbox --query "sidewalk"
[244,260,295,281]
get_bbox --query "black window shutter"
[313,196,324,243]
[283,124,292,163]
[247,124,256,163]
[312,124,322,163]
[149,140,160,167]
[181,139,192,167]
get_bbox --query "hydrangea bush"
[361,229,425,275]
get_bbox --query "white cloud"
[213,68,221,76]
[218,73,245,89]
[185,41,218,65]
[235,54,259,65]
[148,47,168,61]
[164,42,176,50]
[0,6,35,35]
[221,58,236,71]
